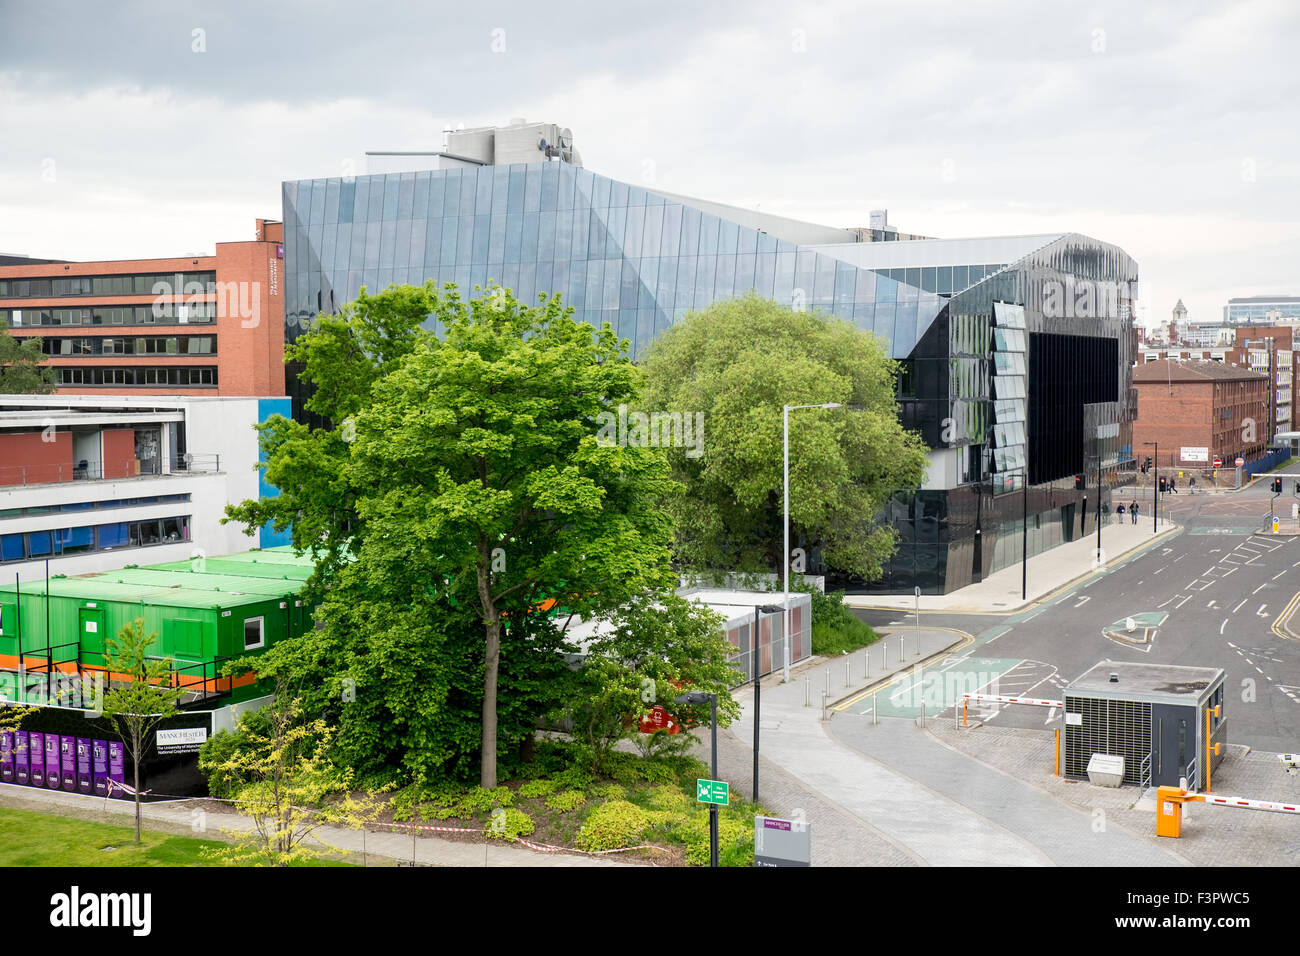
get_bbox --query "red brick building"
[0,219,285,397]
[1133,360,1269,470]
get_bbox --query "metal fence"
[0,453,221,486]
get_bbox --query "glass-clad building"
[283,160,1138,594]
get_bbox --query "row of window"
[56,367,217,387]
[39,335,216,357]
[0,272,216,299]
[2,303,217,328]
[0,494,191,520]
[0,517,190,563]
[879,265,1005,297]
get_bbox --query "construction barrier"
[961,693,1063,726]
[1156,785,1300,838]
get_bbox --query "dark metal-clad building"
[283,129,1138,594]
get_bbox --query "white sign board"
[1180,447,1209,463]
[156,727,208,753]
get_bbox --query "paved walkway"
[724,628,1188,866]
[847,518,1179,613]
[0,782,636,867]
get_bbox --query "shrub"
[518,778,560,798]
[683,814,753,866]
[591,783,626,801]
[576,800,651,852]
[418,785,514,821]
[484,807,535,841]
[545,790,587,813]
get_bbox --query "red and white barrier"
[962,693,1062,707]
[1200,794,1300,814]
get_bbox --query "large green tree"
[0,327,54,393]
[640,292,928,581]
[227,282,679,787]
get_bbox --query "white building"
[0,395,291,583]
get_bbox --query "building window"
[243,616,266,650]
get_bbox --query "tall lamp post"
[675,691,719,867]
[752,603,783,804]
[783,402,842,683]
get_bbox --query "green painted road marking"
[844,656,1022,718]
[696,779,729,805]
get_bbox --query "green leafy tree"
[199,689,386,866]
[640,292,928,581]
[571,593,741,771]
[0,327,55,394]
[226,282,678,788]
[99,618,185,844]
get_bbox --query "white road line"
[1256,666,1265,675]
[1245,658,1255,665]
[1174,554,1187,563]
[1208,600,1218,608]
[1222,567,1238,577]
[1254,583,1268,594]
[1157,597,1173,609]
[1220,618,1228,634]
[1257,604,1269,617]
[1176,594,1192,608]
[1074,595,1090,607]
[1274,571,1287,580]
[1232,598,1248,612]
[1293,560,1300,568]
[1153,568,1166,575]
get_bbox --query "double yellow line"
[1271,590,1300,642]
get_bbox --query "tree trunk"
[477,550,500,788]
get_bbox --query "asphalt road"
[853,481,1300,753]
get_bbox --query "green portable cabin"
[0,573,309,707]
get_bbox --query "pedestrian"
[1101,501,1110,525]
[1170,476,1178,494]
[1130,500,1139,524]
[1116,502,1125,524]
[1189,475,1197,494]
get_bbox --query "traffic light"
[1144,456,1152,472]
[1273,477,1283,494]
[1074,474,1085,491]
[1159,476,1167,493]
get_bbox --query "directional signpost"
[696,778,729,806]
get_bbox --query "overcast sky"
[2,0,1296,326]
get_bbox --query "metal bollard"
[821,691,828,722]
[804,676,810,707]
[845,660,850,687]
[825,668,830,697]
[920,701,926,728]
[872,691,878,725]
[864,647,870,679]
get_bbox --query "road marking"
[1256,666,1265,674]
[1275,571,1287,580]
[1208,600,1218,608]
[1254,583,1268,594]
[1257,604,1269,618]
[1153,568,1166,575]
[1244,658,1255,665]
[1173,553,1187,563]
[1176,594,1192,608]
[1220,618,1228,634]
[1233,599,1248,613]
[1074,595,1090,607]
[1157,597,1173,609]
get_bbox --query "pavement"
[0,782,638,867]
[847,517,1180,614]
[716,628,1188,866]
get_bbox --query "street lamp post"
[783,402,842,683]
[676,691,719,867]
[752,603,783,805]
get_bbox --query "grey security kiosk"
[1062,661,1227,790]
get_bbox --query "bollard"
[825,668,830,697]
[872,691,878,725]
[804,676,810,708]
[864,647,870,679]
[821,691,828,722]
[920,701,926,728]
[845,660,850,687]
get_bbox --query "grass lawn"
[0,806,350,866]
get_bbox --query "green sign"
[696,778,729,806]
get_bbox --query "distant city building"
[1133,360,1269,470]
[1224,295,1300,325]
[0,219,286,397]
[282,123,1138,594]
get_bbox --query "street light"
[752,603,783,805]
[783,402,842,683]
[675,690,719,867]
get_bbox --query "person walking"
[1116,502,1125,524]
[1170,476,1178,494]
[1189,475,1197,495]
[1130,499,1140,524]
